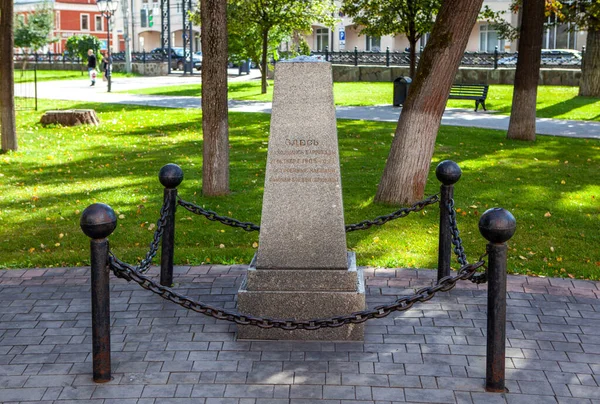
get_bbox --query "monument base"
[236,252,366,341]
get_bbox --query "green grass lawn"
[1,100,599,280]
[14,69,139,83]
[125,81,600,121]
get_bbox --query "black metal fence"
[14,51,166,65]
[306,46,585,69]
[16,47,585,70]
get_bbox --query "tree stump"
[40,109,100,126]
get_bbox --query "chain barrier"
[177,198,261,232]
[177,194,440,234]
[126,198,170,273]
[345,194,440,232]
[107,252,485,330]
[448,199,468,266]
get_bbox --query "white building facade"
[300,0,587,54]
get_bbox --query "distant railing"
[306,46,584,69]
[16,47,584,69]
[13,51,166,65]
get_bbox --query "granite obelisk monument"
[237,57,366,340]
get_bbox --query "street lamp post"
[96,0,120,92]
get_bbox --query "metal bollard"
[158,164,184,287]
[479,208,516,393]
[435,160,462,281]
[80,203,117,383]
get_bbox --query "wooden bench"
[448,84,489,112]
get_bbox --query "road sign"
[338,26,346,49]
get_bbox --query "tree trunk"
[408,37,417,79]
[201,0,229,196]
[506,0,545,141]
[374,0,483,205]
[580,27,600,97]
[0,0,17,152]
[261,27,269,94]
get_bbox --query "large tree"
[228,0,335,94]
[562,1,600,97]
[0,0,17,152]
[506,0,546,141]
[341,0,441,78]
[200,0,229,196]
[374,0,484,205]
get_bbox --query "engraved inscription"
[269,138,340,185]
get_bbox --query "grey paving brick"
[405,388,454,403]
[372,386,405,401]
[224,384,275,398]
[0,387,47,401]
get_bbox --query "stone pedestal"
[237,253,365,340]
[236,57,366,341]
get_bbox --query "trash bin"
[238,60,251,75]
[393,76,412,107]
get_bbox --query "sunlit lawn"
[125,81,600,121]
[1,100,598,280]
[14,69,139,83]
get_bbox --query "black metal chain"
[128,198,171,273]
[177,194,440,233]
[107,252,485,330]
[177,198,261,232]
[345,194,440,232]
[448,199,468,266]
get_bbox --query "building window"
[95,15,102,31]
[365,35,381,52]
[544,14,577,49]
[479,24,504,52]
[315,28,329,51]
[81,14,89,31]
[141,8,147,28]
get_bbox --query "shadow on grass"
[536,94,600,120]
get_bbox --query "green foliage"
[190,0,335,83]
[13,1,57,51]
[557,0,600,31]
[341,0,440,45]
[65,35,103,64]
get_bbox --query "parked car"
[498,49,582,66]
[150,47,202,71]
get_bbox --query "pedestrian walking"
[101,55,111,83]
[87,49,97,86]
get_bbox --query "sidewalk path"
[17,75,600,139]
[1,264,599,403]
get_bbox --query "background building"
[301,0,586,54]
[14,0,125,54]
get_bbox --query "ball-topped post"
[158,164,183,287]
[479,208,516,244]
[159,163,184,189]
[479,207,515,393]
[436,160,462,281]
[80,203,117,240]
[80,202,116,383]
[435,160,462,185]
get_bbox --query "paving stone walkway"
[1,265,600,404]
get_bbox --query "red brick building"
[15,0,124,54]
